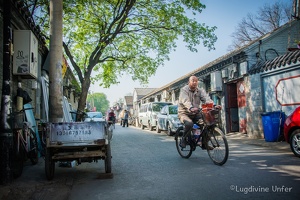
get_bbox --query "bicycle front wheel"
[205,127,229,166]
[175,132,193,159]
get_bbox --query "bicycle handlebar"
[191,105,221,114]
[14,107,34,113]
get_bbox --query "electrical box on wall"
[13,30,38,79]
[228,63,237,79]
[210,71,222,92]
[221,68,228,78]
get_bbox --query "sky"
[90,0,290,106]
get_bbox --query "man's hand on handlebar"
[190,107,200,113]
[214,105,222,110]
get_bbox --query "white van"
[139,102,173,131]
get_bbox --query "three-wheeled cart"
[44,121,112,180]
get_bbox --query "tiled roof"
[248,49,300,75]
[134,88,157,96]
[124,96,133,105]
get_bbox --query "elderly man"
[178,75,213,148]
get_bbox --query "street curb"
[226,132,290,152]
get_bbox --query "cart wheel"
[105,144,112,173]
[29,128,39,165]
[45,147,55,180]
[12,145,24,178]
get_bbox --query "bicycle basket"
[202,109,219,125]
[13,112,24,129]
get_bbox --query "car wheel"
[167,123,173,136]
[149,122,154,131]
[140,121,144,129]
[156,124,161,133]
[289,129,300,157]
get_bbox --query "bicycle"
[107,116,116,129]
[174,105,229,166]
[129,116,136,127]
[12,109,39,178]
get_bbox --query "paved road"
[1,125,299,200]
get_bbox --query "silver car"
[84,112,105,122]
[156,105,182,136]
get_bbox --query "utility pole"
[0,0,13,184]
[49,0,64,122]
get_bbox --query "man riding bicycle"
[107,109,116,124]
[178,75,219,148]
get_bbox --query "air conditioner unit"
[210,71,222,92]
[239,61,248,76]
[221,69,228,78]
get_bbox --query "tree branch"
[63,41,84,83]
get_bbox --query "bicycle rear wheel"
[175,132,193,159]
[29,129,39,165]
[12,131,24,178]
[205,127,229,166]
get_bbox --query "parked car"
[156,105,182,136]
[84,111,105,122]
[284,106,300,157]
[139,102,173,131]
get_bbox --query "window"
[169,105,178,115]
[152,103,172,112]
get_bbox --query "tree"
[49,0,63,122]
[27,0,217,121]
[229,0,293,50]
[87,93,110,114]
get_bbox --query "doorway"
[225,83,239,132]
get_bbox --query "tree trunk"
[49,0,63,123]
[0,0,13,185]
[76,74,91,121]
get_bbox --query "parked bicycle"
[12,109,39,178]
[175,105,229,166]
[129,116,136,126]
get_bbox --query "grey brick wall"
[246,73,264,138]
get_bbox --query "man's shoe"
[180,138,186,148]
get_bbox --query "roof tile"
[249,49,300,74]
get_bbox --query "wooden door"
[226,83,239,132]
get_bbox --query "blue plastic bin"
[261,111,285,142]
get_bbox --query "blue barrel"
[261,111,285,142]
